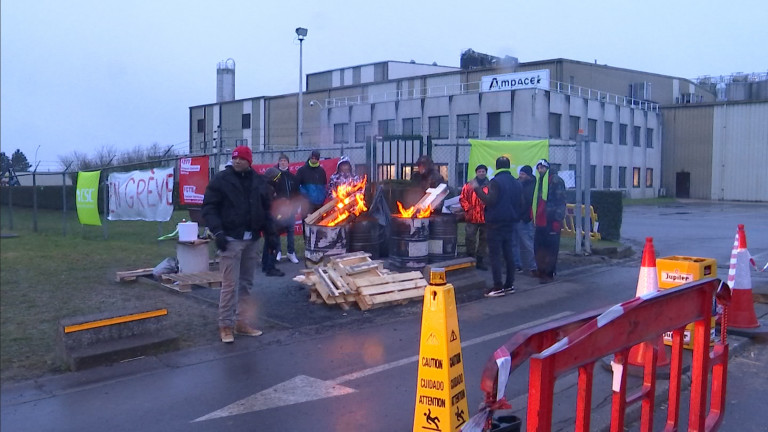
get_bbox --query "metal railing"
[323,80,660,112]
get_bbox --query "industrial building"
[189,52,767,201]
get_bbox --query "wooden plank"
[326,267,354,295]
[341,261,384,275]
[313,267,344,301]
[352,271,425,288]
[115,268,154,282]
[305,198,339,224]
[356,294,373,311]
[329,251,372,262]
[308,272,334,303]
[357,279,427,296]
[365,287,425,308]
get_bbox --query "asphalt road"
[2,200,766,432]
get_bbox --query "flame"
[395,201,432,218]
[324,176,368,226]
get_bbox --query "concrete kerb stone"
[57,307,178,371]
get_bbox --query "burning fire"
[395,201,432,218]
[324,176,368,226]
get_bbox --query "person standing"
[272,154,300,263]
[533,159,567,283]
[410,154,445,191]
[459,164,489,271]
[295,150,328,217]
[517,165,538,276]
[202,146,272,343]
[327,156,360,196]
[260,167,286,277]
[471,156,523,297]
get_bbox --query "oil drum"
[428,213,458,263]
[303,223,348,267]
[389,216,429,269]
[348,216,381,259]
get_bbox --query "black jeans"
[487,223,518,288]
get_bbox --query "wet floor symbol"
[422,408,441,431]
[455,405,466,425]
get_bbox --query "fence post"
[6,185,13,230]
[32,167,39,232]
[62,166,70,236]
[583,135,592,254]
[101,180,109,239]
[574,136,583,254]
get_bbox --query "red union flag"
[179,156,209,205]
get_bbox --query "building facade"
[190,57,754,200]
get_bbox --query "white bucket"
[178,221,199,242]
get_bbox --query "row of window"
[549,114,653,147]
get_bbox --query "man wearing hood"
[327,156,360,196]
[410,154,445,191]
[202,146,273,343]
[295,150,328,215]
[460,164,489,271]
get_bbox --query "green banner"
[467,139,549,181]
[76,170,102,226]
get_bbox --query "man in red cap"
[202,146,277,343]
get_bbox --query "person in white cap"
[532,159,566,283]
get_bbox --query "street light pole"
[296,27,308,148]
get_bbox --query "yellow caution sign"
[413,269,469,432]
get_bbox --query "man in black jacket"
[295,150,327,216]
[271,154,300,263]
[516,165,537,275]
[202,146,274,343]
[471,156,523,297]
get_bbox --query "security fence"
[2,141,594,252]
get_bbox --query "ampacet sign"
[481,69,550,92]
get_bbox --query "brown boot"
[219,327,234,343]
[235,322,263,337]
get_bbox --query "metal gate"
[365,135,430,183]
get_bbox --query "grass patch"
[0,207,231,383]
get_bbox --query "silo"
[216,58,236,102]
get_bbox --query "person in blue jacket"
[295,150,328,216]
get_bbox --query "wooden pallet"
[115,268,155,282]
[161,271,223,292]
[296,251,427,310]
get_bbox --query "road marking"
[194,311,574,422]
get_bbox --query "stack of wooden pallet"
[294,251,428,310]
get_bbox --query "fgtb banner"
[467,140,549,181]
[76,170,102,226]
[108,167,175,221]
[179,157,209,205]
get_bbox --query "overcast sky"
[2,0,766,171]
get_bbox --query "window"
[487,112,512,137]
[428,116,449,139]
[456,114,479,138]
[377,164,395,181]
[401,164,414,181]
[569,116,580,140]
[646,128,654,148]
[241,113,251,129]
[646,168,653,187]
[632,167,641,188]
[355,122,371,143]
[549,113,561,138]
[620,124,628,145]
[378,119,395,136]
[235,139,248,146]
[456,162,469,184]
[602,165,612,189]
[402,117,421,136]
[588,119,597,142]
[619,166,627,188]
[604,121,613,144]
[197,119,205,133]
[568,163,577,172]
[590,165,596,188]
[633,126,641,147]
[333,123,348,144]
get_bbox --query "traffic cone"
[727,224,768,337]
[628,237,670,367]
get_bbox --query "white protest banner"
[108,166,175,221]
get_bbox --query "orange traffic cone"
[628,237,670,367]
[727,224,768,337]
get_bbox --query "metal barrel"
[303,223,349,267]
[389,216,429,269]
[348,216,381,259]
[428,213,458,263]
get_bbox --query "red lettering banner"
[179,156,209,205]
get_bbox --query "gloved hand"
[215,232,229,251]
